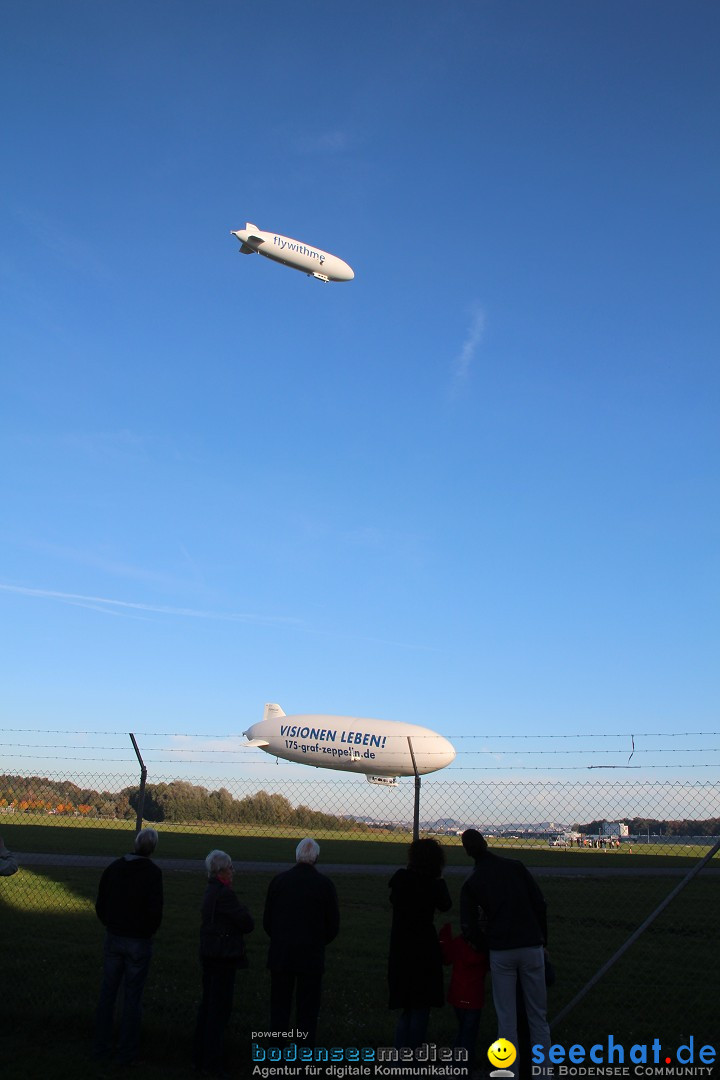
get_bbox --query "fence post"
[129,734,147,835]
[407,737,421,842]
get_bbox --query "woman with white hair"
[193,849,254,1078]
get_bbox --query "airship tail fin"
[263,702,286,722]
[244,223,265,243]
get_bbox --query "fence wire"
[1,769,718,1068]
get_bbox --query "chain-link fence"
[1,769,718,1074]
[3,769,718,835]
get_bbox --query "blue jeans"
[394,1007,430,1050]
[454,1006,482,1064]
[94,933,153,1064]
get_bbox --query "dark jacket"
[460,851,547,952]
[200,877,254,963]
[0,843,18,877]
[387,867,452,1010]
[95,854,163,939]
[263,862,339,974]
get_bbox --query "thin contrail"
[451,305,486,391]
[0,583,298,625]
[0,583,436,649]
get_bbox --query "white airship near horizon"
[230,223,354,283]
[244,704,456,783]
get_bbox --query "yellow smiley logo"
[488,1039,517,1069]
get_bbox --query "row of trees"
[128,781,368,831]
[0,774,365,831]
[0,798,93,815]
[0,775,131,819]
[2,774,717,835]
[575,817,720,836]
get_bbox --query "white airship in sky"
[230,223,354,283]
[244,704,456,782]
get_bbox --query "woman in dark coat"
[388,837,452,1050]
[193,849,254,1078]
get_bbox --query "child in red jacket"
[440,923,488,1067]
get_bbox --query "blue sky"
[2,1,719,785]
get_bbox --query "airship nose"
[438,737,456,767]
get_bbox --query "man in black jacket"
[460,829,550,1074]
[263,837,339,1048]
[93,828,163,1065]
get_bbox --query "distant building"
[601,822,629,837]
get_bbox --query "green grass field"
[1,841,718,1080]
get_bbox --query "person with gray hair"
[295,837,320,864]
[93,828,163,1066]
[205,848,233,877]
[134,827,159,856]
[194,849,254,1078]
[263,837,339,1048]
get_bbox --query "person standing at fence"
[388,837,452,1051]
[193,849,254,1078]
[460,829,551,1075]
[0,836,19,876]
[263,837,339,1049]
[93,827,163,1067]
